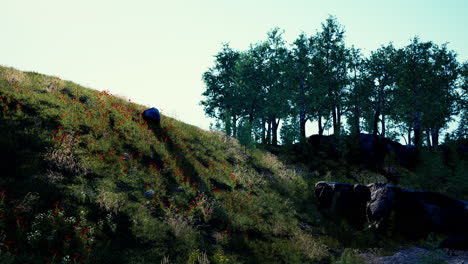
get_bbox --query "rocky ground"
[359,247,468,264]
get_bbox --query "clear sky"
[2,0,467,135]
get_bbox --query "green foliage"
[332,248,365,264]
[280,116,300,145]
[415,151,447,192]
[200,15,463,158]
[1,65,342,263]
[237,119,254,148]
[2,17,467,261]
[417,249,448,264]
[398,149,468,199]
[447,159,468,199]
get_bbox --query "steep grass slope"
[0,66,407,264]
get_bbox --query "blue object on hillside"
[143,107,161,122]
[144,190,155,196]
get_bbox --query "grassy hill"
[0,65,457,264]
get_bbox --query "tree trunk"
[431,127,439,149]
[426,129,432,148]
[299,78,307,141]
[318,115,324,136]
[381,114,386,138]
[408,127,412,146]
[353,107,360,135]
[337,104,342,135]
[261,118,266,144]
[232,115,237,138]
[413,112,422,149]
[332,105,338,135]
[300,118,306,142]
[373,108,380,136]
[266,119,272,145]
[272,118,279,146]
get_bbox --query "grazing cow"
[315,181,468,242]
[308,135,339,158]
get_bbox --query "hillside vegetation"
[0,65,458,264]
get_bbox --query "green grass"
[0,65,458,263]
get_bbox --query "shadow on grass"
[147,121,208,193]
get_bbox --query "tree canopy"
[201,16,465,148]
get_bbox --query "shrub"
[187,249,210,264]
[96,190,127,213]
[290,229,327,261]
[7,201,95,263]
[213,248,231,264]
[280,116,301,146]
[237,120,254,149]
[333,248,365,264]
[417,249,447,264]
[44,132,88,179]
[164,214,195,239]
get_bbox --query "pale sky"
[2,0,467,136]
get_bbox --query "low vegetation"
[0,65,465,264]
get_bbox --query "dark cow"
[355,133,386,169]
[315,182,370,229]
[308,135,339,158]
[315,181,468,243]
[308,133,418,171]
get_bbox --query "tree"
[454,62,468,140]
[314,15,349,135]
[366,43,398,137]
[291,33,314,140]
[345,46,372,135]
[238,118,254,148]
[201,44,241,137]
[394,38,460,149]
[235,45,268,141]
[280,114,301,145]
[394,38,433,148]
[423,44,459,148]
[263,28,292,145]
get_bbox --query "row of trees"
[201,16,467,148]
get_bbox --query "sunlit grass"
[0,65,417,263]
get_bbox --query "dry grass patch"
[0,66,27,84]
[291,229,328,260]
[44,133,88,178]
[232,166,266,187]
[163,214,197,238]
[44,77,64,92]
[96,190,127,213]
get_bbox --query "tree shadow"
[146,121,208,194]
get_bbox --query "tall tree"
[395,38,460,148]
[291,33,313,140]
[455,62,468,139]
[345,46,373,135]
[235,45,268,131]
[309,35,332,136]
[423,44,459,148]
[314,15,348,135]
[366,43,398,137]
[394,38,433,148]
[201,44,241,136]
[263,28,292,145]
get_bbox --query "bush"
[280,116,301,146]
[96,190,127,214]
[237,120,254,149]
[333,248,365,264]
